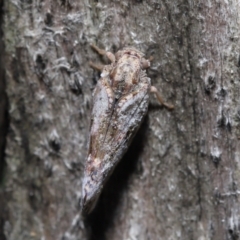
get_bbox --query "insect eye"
[141,59,150,69]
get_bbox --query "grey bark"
[1,0,240,240]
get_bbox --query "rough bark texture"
[0,0,8,238]
[1,0,240,240]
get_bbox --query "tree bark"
[1,0,240,239]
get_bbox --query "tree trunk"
[1,0,240,239]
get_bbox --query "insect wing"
[88,78,113,159]
[81,78,113,213]
[102,81,150,171]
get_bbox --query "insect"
[81,44,174,214]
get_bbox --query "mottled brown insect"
[81,45,173,214]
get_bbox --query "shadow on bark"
[83,116,149,240]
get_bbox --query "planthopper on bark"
[81,44,174,214]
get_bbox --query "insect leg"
[150,86,174,110]
[89,61,105,71]
[141,56,153,69]
[90,44,115,63]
